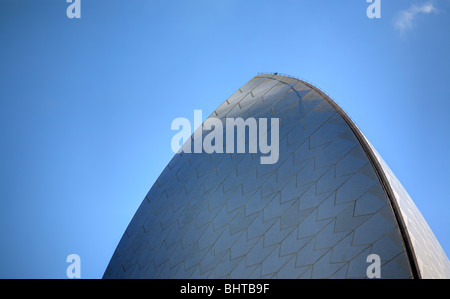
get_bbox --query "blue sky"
[0,0,449,278]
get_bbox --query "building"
[103,74,450,279]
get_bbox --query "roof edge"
[256,73,421,279]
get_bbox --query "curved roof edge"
[258,73,450,279]
[255,73,423,278]
[363,139,450,279]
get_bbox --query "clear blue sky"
[1,0,449,278]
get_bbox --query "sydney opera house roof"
[104,74,450,279]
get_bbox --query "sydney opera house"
[104,74,450,279]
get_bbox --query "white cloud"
[395,1,437,33]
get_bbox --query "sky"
[0,0,449,279]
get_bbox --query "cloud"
[395,1,437,33]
